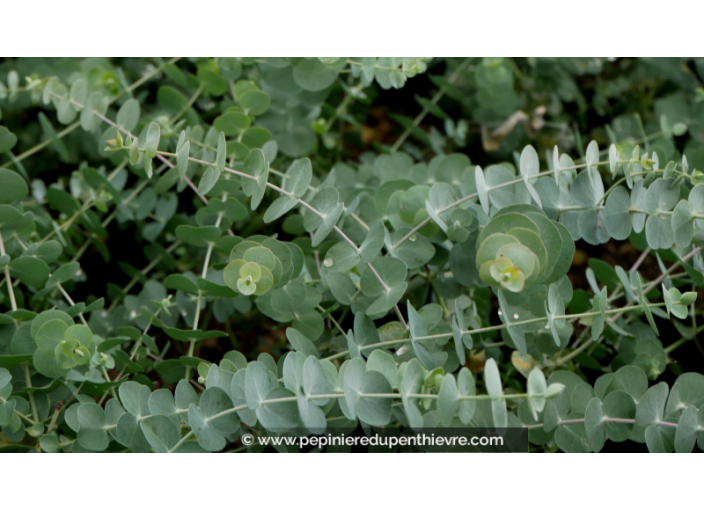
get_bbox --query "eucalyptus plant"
[1,57,703,453]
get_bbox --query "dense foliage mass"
[1,57,704,453]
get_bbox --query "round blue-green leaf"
[438,374,460,426]
[198,166,221,196]
[270,279,306,313]
[360,256,408,297]
[175,379,199,423]
[0,126,18,154]
[0,367,11,392]
[608,144,619,176]
[475,166,490,215]
[584,397,605,452]
[242,246,276,271]
[198,69,227,96]
[77,403,109,451]
[427,182,456,229]
[644,178,679,215]
[116,99,140,132]
[297,388,327,434]
[175,225,221,248]
[9,257,50,288]
[188,403,225,452]
[400,357,423,405]
[457,367,476,424]
[645,214,674,250]
[554,413,590,453]
[409,329,438,369]
[292,59,340,91]
[145,122,160,159]
[359,221,385,264]
[239,90,270,116]
[585,141,599,173]
[569,383,594,414]
[578,209,610,245]
[484,358,502,400]
[36,241,63,264]
[283,351,306,392]
[200,386,239,435]
[407,301,427,341]
[645,423,676,453]
[0,399,17,428]
[342,358,366,420]
[311,202,344,247]
[485,165,529,210]
[393,229,435,270]
[35,319,68,358]
[164,274,199,295]
[283,158,312,198]
[607,365,648,402]
[688,184,704,216]
[602,390,636,442]
[527,368,548,420]
[520,145,540,182]
[304,188,338,230]
[491,398,508,428]
[635,382,669,427]
[0,169,27,204]
[214,111,250,136]
[665,373,704,417]
[241,127,272,150]
[535,177,560,219]
[524,212,562,282]
[292,310,324,341]
[80,91,108,132]
[45,262,80,288]
[497,290,527,355]
[148,389,179,424]
[353,312,380,348]
[0,205,32,231]
[346,331,361,360]
[374,180,414,215]
[671,199,694,247]
[302,356,331,405]
[542,221,575,285]
[176,139,190,180]
[324,241,360,273]
[140,415,181,453]
[570,168,604,207]
[366,350,398,388]
[604,186,632,240]
[358,370,392,426]
[477,212,539,247]
[241,148,268,210]
[256,387,299,432]
[544,378,573,431]
[674,405,699,453]
[244,361,271,410]
[119,381,151,419]
[629,180,647,233]
[263,196,298,223]
[398,185,429,224]
[285,328,319,359]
